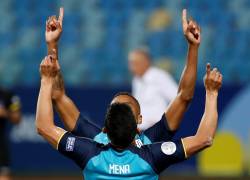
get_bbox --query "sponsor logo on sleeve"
[66,137,75,152]
[161,142,176,155]
[135,139,143,148]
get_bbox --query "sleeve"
[71,114,102,138]
[149,139,187,174]
[57,132,99,169]
[144,114,176,142]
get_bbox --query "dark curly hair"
[105,103,137,149]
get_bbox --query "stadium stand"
[0,0,250,87]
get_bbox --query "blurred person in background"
[128,11,200,131]
[128,48,178,130]
[0,88,21,180]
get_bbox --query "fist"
[182,9,201,46]
[203,64,223,93]
[45,7,64,44]
[40,51,60,79]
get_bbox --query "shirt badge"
[161,142,176,155]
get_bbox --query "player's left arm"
[36,54,98,169]
[150,66,221,173]
[182,64,222,157]
[165,9,201,131]
[36,54,66,149]
[45,8,99,137]
[144,9,200,142]
[147,140,187,174]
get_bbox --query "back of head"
[105,103,137,149]
[112,92,141,116]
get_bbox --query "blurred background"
[0,0,250,179]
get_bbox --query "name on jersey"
[109,164,130,174]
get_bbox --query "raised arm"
[45,7,80,131]
[165,9,201,131]
[46,7,63,59]
[182,64,222,157]
[36,54,66,149]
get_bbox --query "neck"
[110,143,127,151]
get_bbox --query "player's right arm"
[182,64,222,158]
[45,8,101,137]
[36,54,66,149]
[45,7,80,131]
[36,54,98,171]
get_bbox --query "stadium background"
[0,0,249,179]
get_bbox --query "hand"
[182,9,201,46]
[45,7,64,45]
[40,50,60,79]
[203,63,223,93]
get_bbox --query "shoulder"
[58,132,110,169]
[149,67,164,74]
[59,132,110,157]
[125,144,159,173]
[94,132,109,145]
[152,67,173,79]
[146,67,167,80]
[140,140,186,174]
[137,133,152,146]
[71,114,101,138]
[127,145,153,162]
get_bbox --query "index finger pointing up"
[206,63,211,74]
[58,7,64,27]
[182,9,188,27]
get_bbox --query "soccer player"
[36,53,222,179]
[0,88,21,180]
[44,8,201,146]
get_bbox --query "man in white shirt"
[129,49,178,130]
[129,9,200,131]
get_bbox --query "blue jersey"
[72,114,176,147]
[58,132,187,180]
